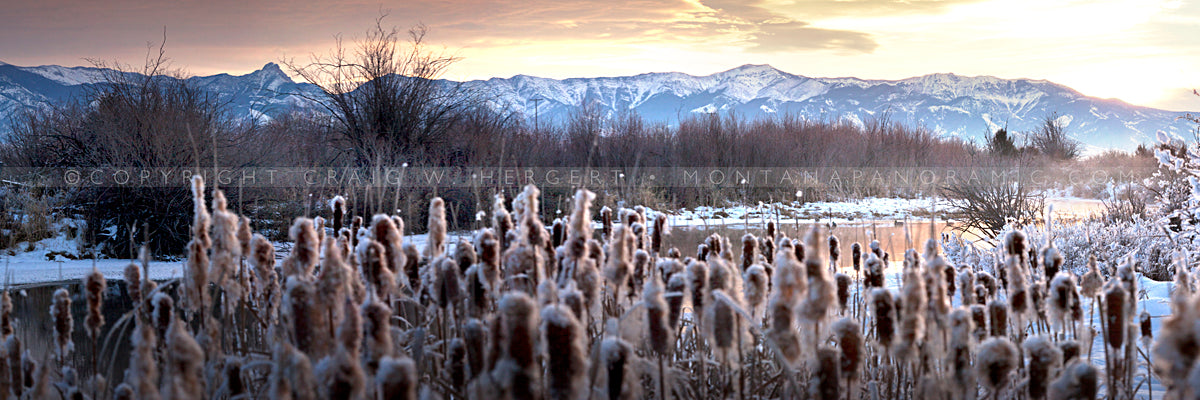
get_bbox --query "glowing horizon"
[2,0,1197,111]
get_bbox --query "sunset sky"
[2,0,1197,111]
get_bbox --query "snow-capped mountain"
[1,62,1195,151]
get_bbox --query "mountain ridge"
[1,61,1194,152]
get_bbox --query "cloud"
[749,21,878,52]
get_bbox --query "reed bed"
[1,177,1188,400]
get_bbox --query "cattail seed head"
[84,267,105,339]
[601,335,636,400]
[644,271,673,355]
[834,273,851,312]
[284,276,330,357]
[427,197,447,259]
[499,292,538,370]
[1049,272,1079,327]
[832,317,863,381]
[977,337,1018,394]
[970,304,988,342]
[1041,243,1063,281]
[666,272,687,331]
[767,295,803,366]
[988,299,1009,337]
[828,235,841,267]
[957,269,975,306]
[871,289,896,350]
[316,344,365,400]
[745,265,770,318]
[977,272,997,300]
[864,252,885,289]
[51,287,73,359]
[741,234,758,272]
[812,347,841,400]
[1140,311,1153,345]
[687,260,708,315]
[1052,361,1099,400]
[541,305,588,400]
[362,298,394,372]
[124,263,142,307]
[1080,256,1103,298]
[370,214,406,281]
[851,242,862,272]
[164,318,204,400]
[1104,282,1127,350]
[282,217,320,280]
[1024,335,1063,400]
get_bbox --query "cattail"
[802,226,836,322]
[988,299,1009,337]
[1006,256,1030,319]
[977,272,997,300]
[370,215,406,286]
[435,258,462,310]
[357,239,396,298]
[114,383,134,400]
[1049,273,1079,328]
[666,272,687,331]
[271,343,316,400]
[812,347,841,399]
[957,269,975,306]
[427,197,447,259]
[333,299,362,359]
[538,275,559,308]
[851,242,862,272]
[707,289,738,355]
[1079,256,1102,298]
[51,287,72,359]
[943,264,957,300]
[1140,311,1153,346]
[949,308,974,395]
[84,267,105,339]
[705,234,723,257]
[793,238,805,263]
[499,292,538,370]
[631,250,650,297]
[476,229,502,292]
[644,271,673,355]
[687,260,708,315]
[605,225,635,293]
[650,213,667,254]
[599,206,613,242]
[249,233,278,317]
[977,337,1018,396]
[1048,361,1099,400]
[210,190,243,308]
[223,357,245,398]
[828,234,841,268]
[329,195,346,233]
[871,289,896,350]
[832,318,863,382]
[542,305,588,400]
[765,220,776,240]
[463,319,488,381]
[317,239,349,330]
[1025,335,1063,399]
[123,262,142,307]
[896,256,926,358]
[454,238,477,274]
[282,217,319,279]
[601,335,635,400]
[1104,282,1127,350]
[1040,243,1063,281]
[183,175,211,313]
[313,216,327,245]
[575,257,601,319]
[835,273,851,312]
[970,304,988,342]
[316,345,365,400]
[284,276,330,357]
[767,295,803,365]
[745,265,770,318]
[560,282,587,323]
[164,318,204,400]
[5,336,22,398]
[362,298,394,372]
[465,265,488,316]
[1004,229,1027,257]
[151,292,173,342]
[864,252,884,288]
[551,218,566,251]
[376,353,420,396]
[742,234,758,271]
[697,243,709,261]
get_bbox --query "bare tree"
[284,17,478,166]
[1027,113,1081,160]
